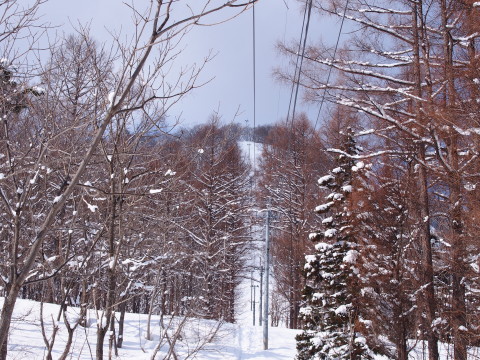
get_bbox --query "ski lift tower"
[257,207,271,350]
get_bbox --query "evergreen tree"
[296,129,372,360]
[258,115,329,329]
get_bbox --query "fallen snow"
[322,216,333,224]
[107,91,115,108]
[149,188,163,194]
[238,141,263,170]
[83,199,98,213]
[315,201,334,212]
[343,249,359,264]
[352,161,365,172]
[1,295,301,360]
[318,174,334,186]
[31,86,46,95]
[324,228,337,238]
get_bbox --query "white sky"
[39,0,338,128]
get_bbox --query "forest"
[0,0,480,359]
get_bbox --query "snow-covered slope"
[6,296,480,359]
[2,297,300,359]
[238,141,263,170]
[5,296,480,359]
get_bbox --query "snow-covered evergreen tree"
[296,129,373,360]
[258,115,330,329]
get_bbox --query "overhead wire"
[252,0,257,174]
[289,0,313,126]
[283,0,313,175]
[285,0,310,125]
[314,0,350,131]
[276,4,289,121]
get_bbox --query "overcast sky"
[39,0,338,129]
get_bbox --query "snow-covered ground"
[238,141,263,171]
[2,294,300,359]
[5,283,480,359]
[5,295,480,359]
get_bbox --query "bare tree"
[257,114,328,329]
[0,1,258,359]
[173,119,250,322]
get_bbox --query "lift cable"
[289,0,313,126]
[314,0,350,131]
[286,0,315,126]
[286,1,309,125]
[252,0,257,173]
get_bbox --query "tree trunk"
[417,152,439,360]
[412,2,438,359]
[96,172,118,359]
[96,326,107,360]
[117,303,126,348]
[96,268,117,359]
[0,284,20,360]
[397,326,408,360]
[146,290,157,341]
[58,326,75,360]
[108,313,118,359]
[452,273,467,360]
[58,301,82,360]
[440,0,467,357]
